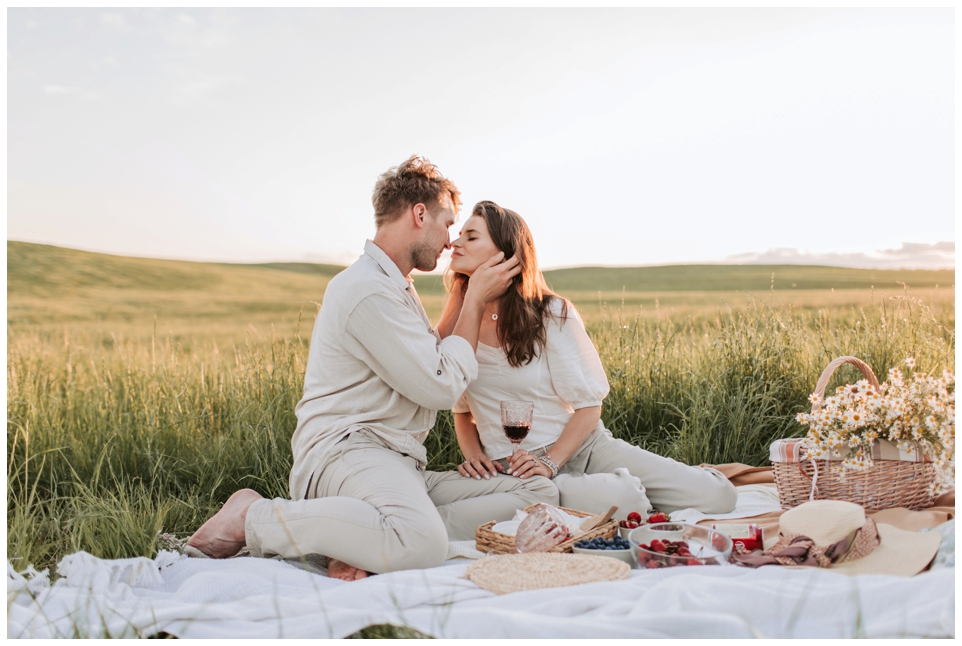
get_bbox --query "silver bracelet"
[539,455,560,478]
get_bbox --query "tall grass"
[595,292,954,466]
[7,291,954,573]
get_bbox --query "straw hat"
[757,500,941,577]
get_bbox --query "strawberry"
[650,540,666,553]
[647,513,669,524]
[645,560,662,569]
[626,512,642,523]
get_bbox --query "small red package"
[711,523,763,552]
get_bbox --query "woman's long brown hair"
[448,200,567,368]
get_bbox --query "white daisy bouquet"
[796,358,955,494]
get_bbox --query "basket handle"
[811,356,880,414]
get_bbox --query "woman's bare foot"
[187,489,263,558]
[328,558,370,581]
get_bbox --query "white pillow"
[553,467,651,521]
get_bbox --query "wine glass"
[500,400,534,458]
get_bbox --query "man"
[188,156,558,580]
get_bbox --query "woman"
[437,201,737,516]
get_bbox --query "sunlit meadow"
[6,246,955,616]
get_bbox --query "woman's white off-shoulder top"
[453,299,610,460]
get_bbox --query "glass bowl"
[628,522,733,568]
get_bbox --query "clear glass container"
[628,522,733,568]
[515,503,570,553]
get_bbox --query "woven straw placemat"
[464,553,630,595]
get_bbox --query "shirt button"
[437,370,442,375]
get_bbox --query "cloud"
[726,242,954,269]
[167,71,244,106]
[200,33,228,48]
[879,241,954,258]
[43,85,73,95]
[101,12,125,28]
[42,85,102,101]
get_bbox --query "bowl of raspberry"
[628,523,733,569]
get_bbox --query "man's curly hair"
[372,155,461,228]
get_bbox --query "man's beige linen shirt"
[288,240,478,500]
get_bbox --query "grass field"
[6,241,956,636]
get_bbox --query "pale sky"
[7,8,955,270]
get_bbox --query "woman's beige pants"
[514,429,738,516]
[244,430,558,573]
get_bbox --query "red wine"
[503,424,530,441]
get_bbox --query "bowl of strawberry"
[618,511,669,539]
[628,523,733,569]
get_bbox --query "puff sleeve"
[544,299,610,409]
[452,391,471,414]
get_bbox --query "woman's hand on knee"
[458,454,503,480]
[507,451,552,480]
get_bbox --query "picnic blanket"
[8,480,955,639]
[8,548,954,638]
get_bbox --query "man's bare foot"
[328,558,370,581]
[187,489,263,558]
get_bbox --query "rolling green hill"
[543,264,951,293]
[7,241,345,296]
[7,241,954,342]
[10,240,952,298]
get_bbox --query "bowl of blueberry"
[572,535,636,567]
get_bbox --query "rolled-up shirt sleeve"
[545,300,610,409]
[343,291,478,411]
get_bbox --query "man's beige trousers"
[245,430,558,573]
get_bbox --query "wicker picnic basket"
[475,504,618,555]
[773,356,936,512]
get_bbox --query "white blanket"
[669,485,783,526]
[8,549,953,639]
